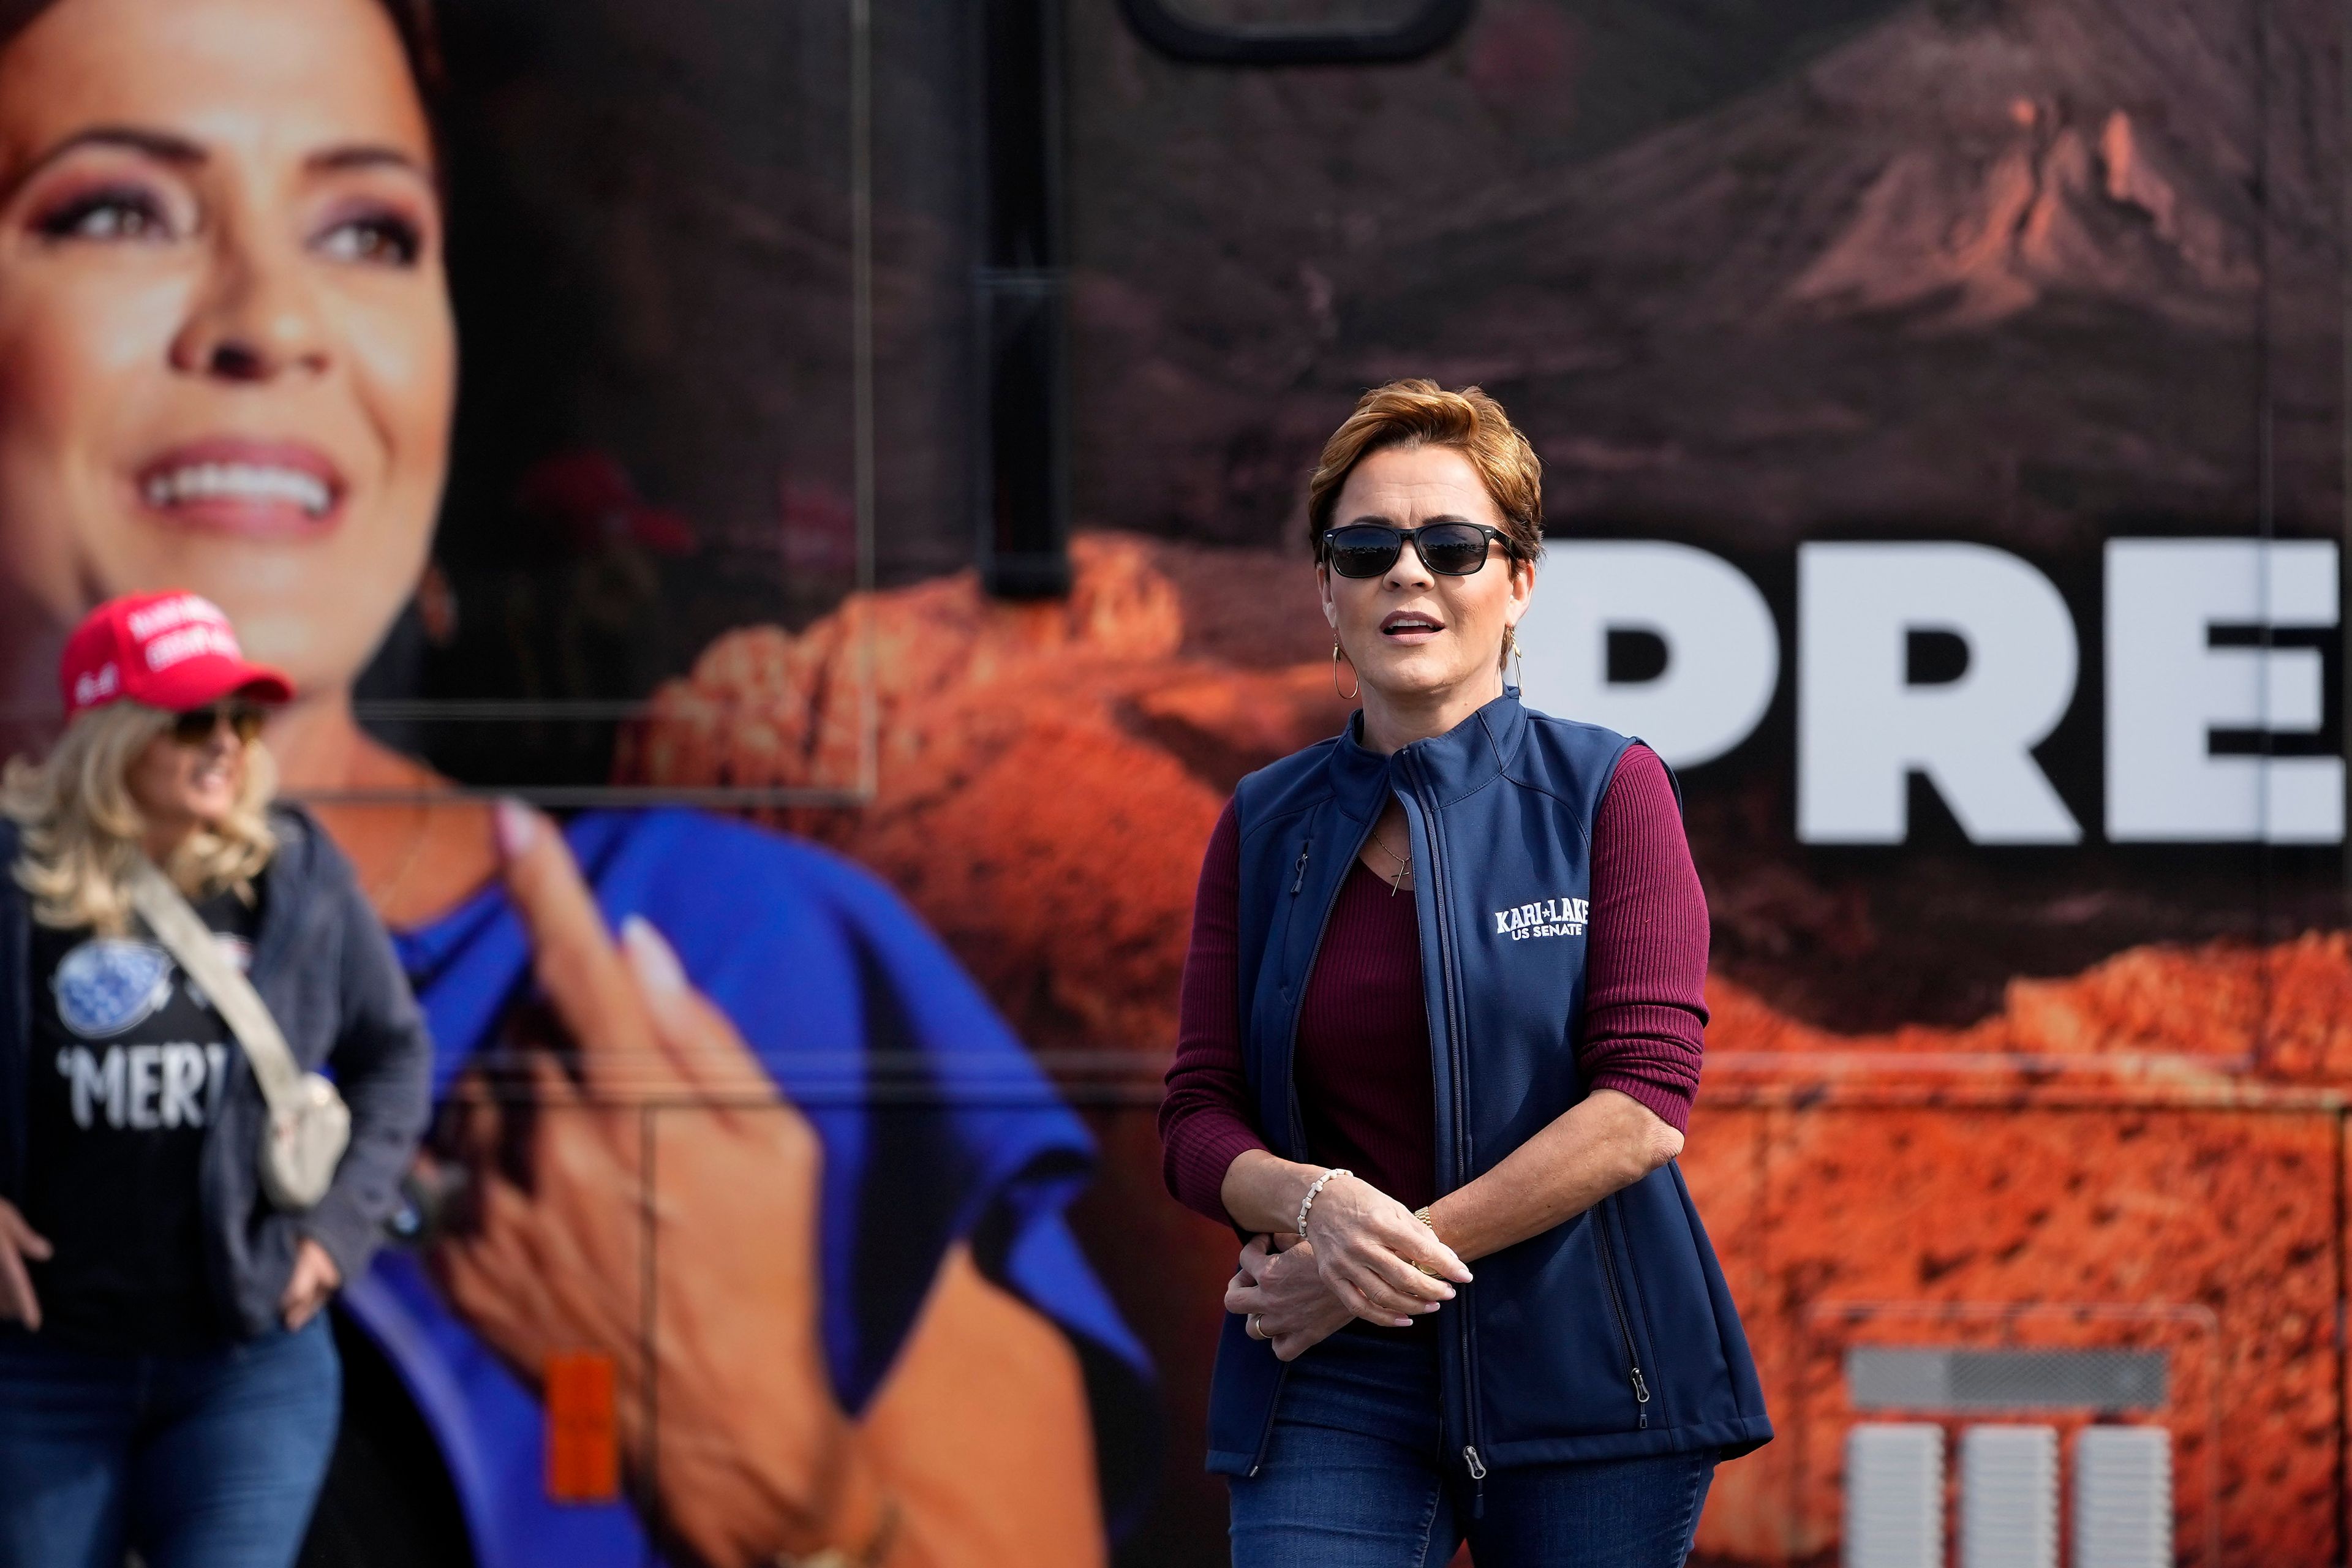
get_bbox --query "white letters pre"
[1797,542,2082,845]
[1513,535,2343,846]
[2106,540,2342,843]
[1518,541,1780,769]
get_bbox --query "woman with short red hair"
[1161,380,1771,1566]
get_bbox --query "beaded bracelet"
[1297,1168,1352,1238]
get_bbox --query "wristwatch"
[1412,1205,1440,1276]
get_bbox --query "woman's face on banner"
[0,0,453,701]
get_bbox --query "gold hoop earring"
[1507,626,1525,692]
[1333,640,1360,702]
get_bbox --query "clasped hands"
[1224,1173,1472,1362]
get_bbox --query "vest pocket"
[1594,1198,1656,1430]
[1616,1164,1743,1428]
[1470,1212,1652,1443]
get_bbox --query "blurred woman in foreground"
[0,1,1143,1563]
[0,592,431,1567]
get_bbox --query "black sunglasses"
[169,703,267,748]
[1321,522,1512,579]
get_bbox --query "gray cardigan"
[0,805,433,1339]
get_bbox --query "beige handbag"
[129,859,350,1212]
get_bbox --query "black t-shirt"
[22,886,259,1354]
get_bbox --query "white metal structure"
[2075,1426,2173,1568]
[1958,1425,2059,1568]
[1844,1424,1944,1568]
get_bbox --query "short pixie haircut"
[1306,380,1544,564]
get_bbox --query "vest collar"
[1329,687,1528,806]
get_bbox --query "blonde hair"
[2,702,277,933]
[1307,379,1545,562]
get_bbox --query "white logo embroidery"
[126,592,223,642]
[72,663,119,707]
[1491,897,1589,941]
[143,621,239,672]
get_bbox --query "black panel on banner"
[978,0,1073,598]
[1117,0,1472,65]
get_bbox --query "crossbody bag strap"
[127,858,301,1114]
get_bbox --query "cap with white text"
[59,592,295,719]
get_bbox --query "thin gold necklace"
[1369,831,1413,895]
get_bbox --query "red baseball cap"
[60,592,295,720]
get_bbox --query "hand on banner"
[0,1197,50,1330]
[431,803,891,1568]
[1224,1235,1353,1362]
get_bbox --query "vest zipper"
[1594,1200,1653,1430]
[1245,1363,1292,1477]
[1245,817,1375,1469]
[1280,830,1358,1156]
[1406,751,1490,1515]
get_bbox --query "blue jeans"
[1230,1325,1716,1568]
[0,1316,341,1568]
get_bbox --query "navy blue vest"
[1205,690,1772,1478]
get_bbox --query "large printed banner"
[0,1,2340,1565]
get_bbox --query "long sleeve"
[1578,744,1709,1134]
[303,862,434,1288]
[1157,801,1270,1224]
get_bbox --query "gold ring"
[1247,1313,1267,1340]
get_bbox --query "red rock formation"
[1687,937,2351,1564]
[620,533,1348,1051]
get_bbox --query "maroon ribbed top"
[1158,743,1709,1225]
